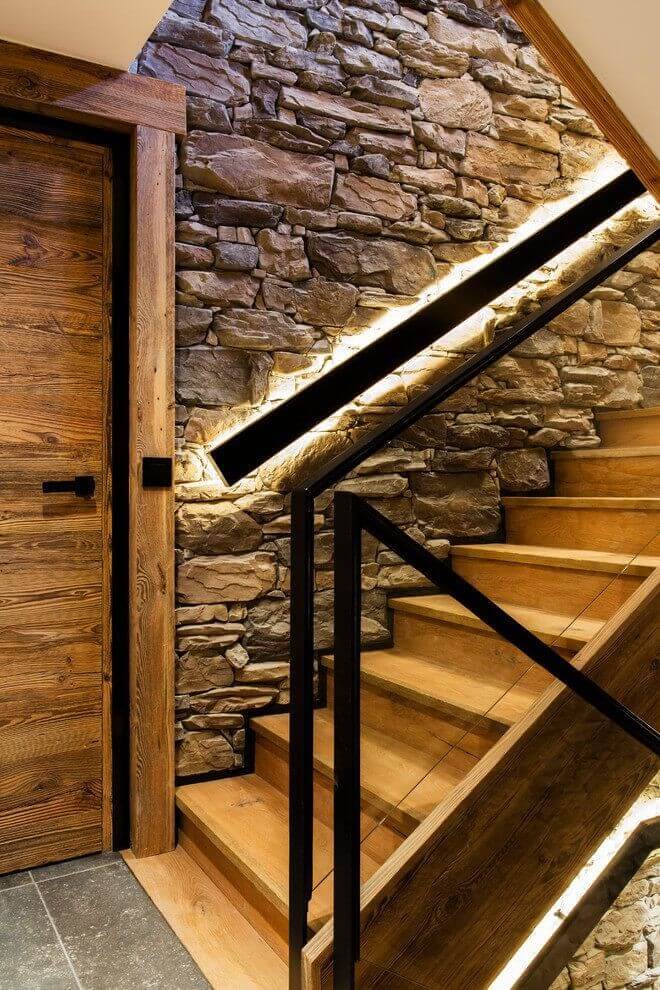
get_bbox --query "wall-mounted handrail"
[213,170,644,487]
[278,180,659,989]
[333,494,660,988]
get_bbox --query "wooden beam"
[0,40,186,136]
[129,125,176,857]
[502,1,660,200]
[303,568,660,989]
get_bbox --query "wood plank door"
[0,122,112,873]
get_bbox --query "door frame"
[0,39,186,859]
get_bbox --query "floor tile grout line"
[33,860,122,885]
[30,872,85,990]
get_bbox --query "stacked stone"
[551,846,660,990]
[137,0,660,776]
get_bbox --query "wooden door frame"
[0,39,186,859]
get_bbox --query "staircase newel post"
[290,487,316,990]
[334,491,362,990]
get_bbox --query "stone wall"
[551,847,660,990]
[136,0,660,777]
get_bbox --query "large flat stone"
[177,551,277,603]
[150,11,232,56]
[212,308,316,352]
[207,0,307,48]
[261,276,359,326]
[471,58,560,100]
[182,132,335,210]
[307,232,436,295]
[397,32,469,78]
[177,270,259,306]
[458,133,559,185]
[176,502,263,553]
[419,77,492,130]
[428,11,516,65]
[141,43,248,105]
[280,86,412,133]
[176,347,271,406]
[332,173,417,220]
[411,471,500,538]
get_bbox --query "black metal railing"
[284,209,659,990]
[332,494,660,988]
[212,169,659,989]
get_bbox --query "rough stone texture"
[551,845,660,990]
[419,77,492,130]
[181,132,335,209]
[139,0,659,775]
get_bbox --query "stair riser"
[597,413,660,447]
[505,504,660,554]
[325,668,503,761]
[178,815,289,961]
[553,455,660,498]
[452,556,646,620]
[393,610,575,674]
[254,731,411,851]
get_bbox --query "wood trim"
[129,125,176,857]
[101,144,114,850]
[302,568,660,989]
[502,0,660,199]
[0,40,186,136]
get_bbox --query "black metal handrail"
[333,494,660,988]
[286,213,660,990]
[213,170,644,487]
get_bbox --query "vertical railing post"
[289,488,315,989]
[333,492,362,990]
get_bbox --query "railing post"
[333,492,362,990]
[290,488,315,989]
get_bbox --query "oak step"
[176,774,380,936]
[451,543,660,619]
[503,496,660,554]
[597,407,660,448]
[552,446,660,498]
[124,847,287,990]
[388,594,603,653]
[253,709,478,834]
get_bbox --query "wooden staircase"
[128,406,660,989]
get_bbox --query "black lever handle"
[42,476,96,498]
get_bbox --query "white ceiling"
[543,0,660,160]
[0,0,172,70]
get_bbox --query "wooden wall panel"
[129,125,176,857]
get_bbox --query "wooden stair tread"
[502,496,660,509]
[596,407,660,421]
[552,445,660,460]
[176,774,380,930]
[451,542,660,576]
[254,709,477,827]
[124,847,287,990]
[387,594,603,650]
[325,648,551,727]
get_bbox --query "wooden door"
[0,122,112,872]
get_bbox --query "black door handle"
[42,476,96,498]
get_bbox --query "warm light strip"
[200,153,656,484]
[488,793,660,989]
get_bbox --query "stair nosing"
[451,543,660,575]
[552,445,660,460]
[502,496,660,509]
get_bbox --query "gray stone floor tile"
[0,884,77,990]
[31,851,122,883]
[39,860,210,989]
[0,869,32,892]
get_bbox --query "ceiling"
[542,0,660,160]
[0,0,171,70]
